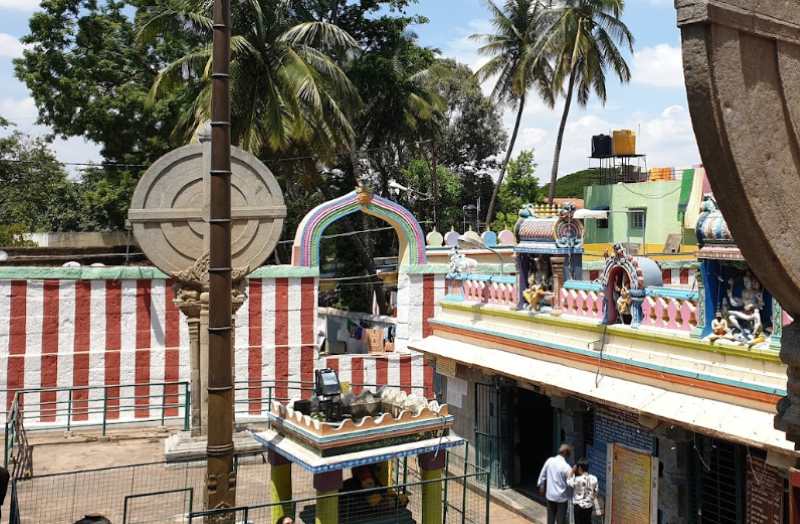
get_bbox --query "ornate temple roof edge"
[437,301,781,364]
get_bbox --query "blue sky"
[0,0,699,180]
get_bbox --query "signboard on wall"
[605,443,658,524]
[747,456,783,524]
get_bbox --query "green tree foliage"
[396,159,460,229]
[492,149,539,230]
[419,59,507,228]
[0,124,138,235]
[15,0,191,164]
[350,35,443,197]
[0,127,81,235]
[472,0,555,225]
[541,168,601,199]
[137,0,361,158]
[547,0,633,202]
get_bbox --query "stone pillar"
[550,256,565,316]
[419,451,446,524]
[172,256,249,437]
[174,285,205,436]
[269,450,293,523]
[776,322,800,444]
[314,470,343,524]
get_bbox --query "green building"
[583,178,698,258]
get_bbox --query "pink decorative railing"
[559,287,605,320]
[640,295,698,332]
[558,282,699,332]
[446,277,699,333]
[445,275,517,307]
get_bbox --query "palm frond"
[280,21,358,50]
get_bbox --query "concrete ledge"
[164,430,264,462]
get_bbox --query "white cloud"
[1,96,103,174]
[0,33,25,59]
[0,0,39,11]
[0,95,37,122]
[441,18,492,74]
[632,44,685,88]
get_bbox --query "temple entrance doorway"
[513,386,556,500]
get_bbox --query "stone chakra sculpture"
[128,130,286,437]
[676,1,800,444]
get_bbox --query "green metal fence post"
[484,466,491,524]
[402,457,408,494]
[267,386,273,429]
[461,442,469,524]
[443,451,450,521]
[102,388,108,437]
[3,418,8,468]
[183,382,190,432]
[66,389,73,432]
[160,383,166,427]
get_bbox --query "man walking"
[537,443,572,524]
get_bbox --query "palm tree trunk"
[427,148,440,230]
[485,93,526,228]
[548,67,578,204]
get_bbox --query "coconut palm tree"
[136,0,361,159]
[547,0,633,202]
[472,0,555,226]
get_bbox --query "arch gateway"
[290,184,440,362]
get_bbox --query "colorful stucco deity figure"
[696,198,775,350]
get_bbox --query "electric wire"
[0,139,434,169]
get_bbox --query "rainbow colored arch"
[291,191,427,268]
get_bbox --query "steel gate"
[474,381,512,489]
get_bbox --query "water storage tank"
[648,167,673,181]
[591,134,612,157]
[612,129,636,156]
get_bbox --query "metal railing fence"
[8,445,490,524]
[3,381,191,468]
[3,380,430,473]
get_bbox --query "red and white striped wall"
[0,278,190,425]
[0,271,441,427]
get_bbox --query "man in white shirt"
[537,443,573,524]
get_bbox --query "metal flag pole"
[207,0,235,512]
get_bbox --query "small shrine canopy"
[696,198,743,261]
[253,430,463,474]
[514,204,584,255]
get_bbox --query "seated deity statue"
[523,275,549,312]
[708,311,733,343]
[728,303,764,347]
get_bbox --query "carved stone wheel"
[128,143,286,275]
[677,0,800,315]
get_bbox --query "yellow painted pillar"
[375,460,393,487]
[315,490,338,524]
[419,452,446,524]
[314,470,343,524]
[268,450,293,523]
